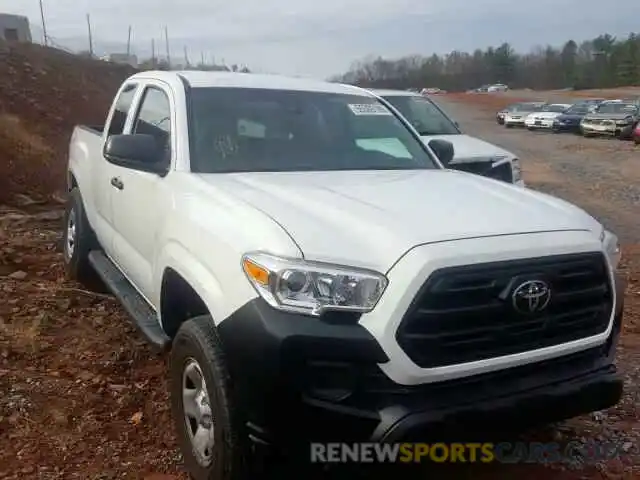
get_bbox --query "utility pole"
[39,0,48,46]
[86,14,93,56]
[126,26,132,56]
[183,46,189,67]
[151,38,155,67]
[164,26,171,68]
[200,51,205,66]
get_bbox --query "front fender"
[154,241,258,328]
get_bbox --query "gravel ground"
[435,96,640,243]
[0,97,638,479]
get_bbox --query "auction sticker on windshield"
[348,103,392,115]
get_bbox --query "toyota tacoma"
[65,71,625,479]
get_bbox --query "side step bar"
[88,250,171,352]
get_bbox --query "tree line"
[331,33,640,92]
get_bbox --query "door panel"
[91,82,139,257]
[110,84,174,302]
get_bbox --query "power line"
[164,26,171,68]
[86,14,93,56]
[38,0,48,46]
[126,26,132,56]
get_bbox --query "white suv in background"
[370,89,524,186]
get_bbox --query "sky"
[1,0,639,78]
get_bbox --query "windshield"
[187,88,439,173]
[381,95,459,135]
[596,103,638,114]
[543,104,569,113]
[565,104,590,115]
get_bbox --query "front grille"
[396,252,613,368]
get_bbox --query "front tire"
[170,316,252,480]
[63,187,101,288]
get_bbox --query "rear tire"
[170,315,255,480]
[62,188,102,289]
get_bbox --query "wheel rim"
[65,208,77,260]
[182,358,215,467]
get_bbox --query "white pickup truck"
[65,71,624,479]
[369,89,524,187]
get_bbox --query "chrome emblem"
[511,280,551,314]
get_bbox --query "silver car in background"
[503,102,547,127]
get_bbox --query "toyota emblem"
[511,280,551,314]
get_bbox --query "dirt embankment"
[0,42,135,204]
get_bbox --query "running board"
[88,250,171,352]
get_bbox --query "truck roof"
[127,70,372,96]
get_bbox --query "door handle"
[110,177,124,190]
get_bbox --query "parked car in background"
[371,89,524,186]
[487,83,509,92]
[421,87,443,95]
[503,102,546,128]
[552,103,593,133]
[524,103,572,130]
[580,101,640,139]
[496,102,527,125]
[578,98,607,110]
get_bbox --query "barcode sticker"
[347,103,392,116]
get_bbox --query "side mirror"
[429,139,454,166]
[103,134,164,172]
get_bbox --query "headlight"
[616,117,632,125]
[600,229,621,269]
[241,252,388,316]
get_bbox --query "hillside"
[0,42,136,204]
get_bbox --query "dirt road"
[0,98,638,479]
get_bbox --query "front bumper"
[581,122,626,136]
[217,273,625,448]
[504,117,525,126]
[525,118,555,129]
[553,121,580,132]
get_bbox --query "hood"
[584,113,633,121]
[505,111,533,117]
[556,114,584,121]
[419,133,512,164]
[200,170,601,272]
